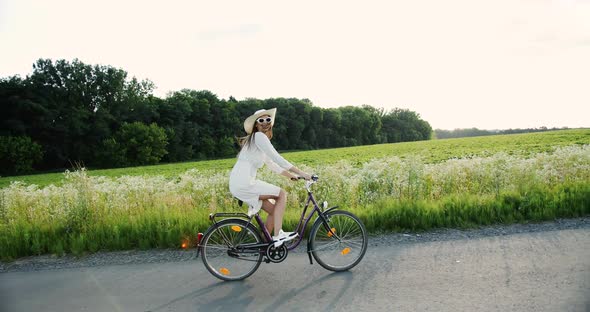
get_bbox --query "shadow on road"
[146,271,355,312]
[146,280,253,312]
[262,271,354,312]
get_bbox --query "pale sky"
[1,0,589,130]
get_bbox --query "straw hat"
[243,108,277,134]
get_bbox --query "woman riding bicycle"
[230,108,311,247]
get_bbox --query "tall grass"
[1,145,589,261]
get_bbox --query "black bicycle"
[196,175,368,281]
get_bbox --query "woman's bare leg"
[259,195,279,235]
[272,190,287,237]
[260,199,276,234]
[259,189,287,237]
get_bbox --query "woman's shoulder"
[254,132,271,142]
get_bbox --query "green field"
[2,129,588,188]
[1,129,589,261]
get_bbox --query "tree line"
[434,127,569,139]
[0,58,432,175]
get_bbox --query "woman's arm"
[288,166,311,180]
[254,132,311,180]
[280,170,298,180]
[254,132,293,170]
[262,153,287,175]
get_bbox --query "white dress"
[229,132,293,216]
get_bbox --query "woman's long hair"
[237,124,273,151]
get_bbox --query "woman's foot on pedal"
[272,229,298,247]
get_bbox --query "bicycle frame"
[281,188,339,251]
[198,178,340,263]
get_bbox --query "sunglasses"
[257,117,272,124]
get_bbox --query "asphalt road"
[1,228,589,312]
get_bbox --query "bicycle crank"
[265,244,288,263]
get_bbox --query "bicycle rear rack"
[209,212,251,222]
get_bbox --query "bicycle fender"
[306,236,314,265]
[324,206,339,214]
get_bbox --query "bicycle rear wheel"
[201,219,263,281]
[310,210,368,271]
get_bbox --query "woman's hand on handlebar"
[300,172,312,181]
[290,173,313,181]
[288,166,312,181]
[290,174,305,181]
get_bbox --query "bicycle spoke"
[201,221,263,281]
[312,240,341,251]
[311,211,367,271]
[339,239,364,247]
[313,237,364,252]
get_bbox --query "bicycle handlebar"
[290,174,319,182]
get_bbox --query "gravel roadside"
[2,217,589,273]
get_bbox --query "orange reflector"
[220,268,230,275]
[231,226,242,232]
[341,247,351,255]
[327,228,336,237]
[181,237,190,249]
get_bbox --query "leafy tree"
[98,122,168,167]
[0,136,43,175]
[0,58,435,174]
[381,108,432,142]
[24,58,156,168]
[96,138,127,168]
[321,109,343,147]
[117,122,168,166]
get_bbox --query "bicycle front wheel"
[310,210,368,272]
[201,219,263,281]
